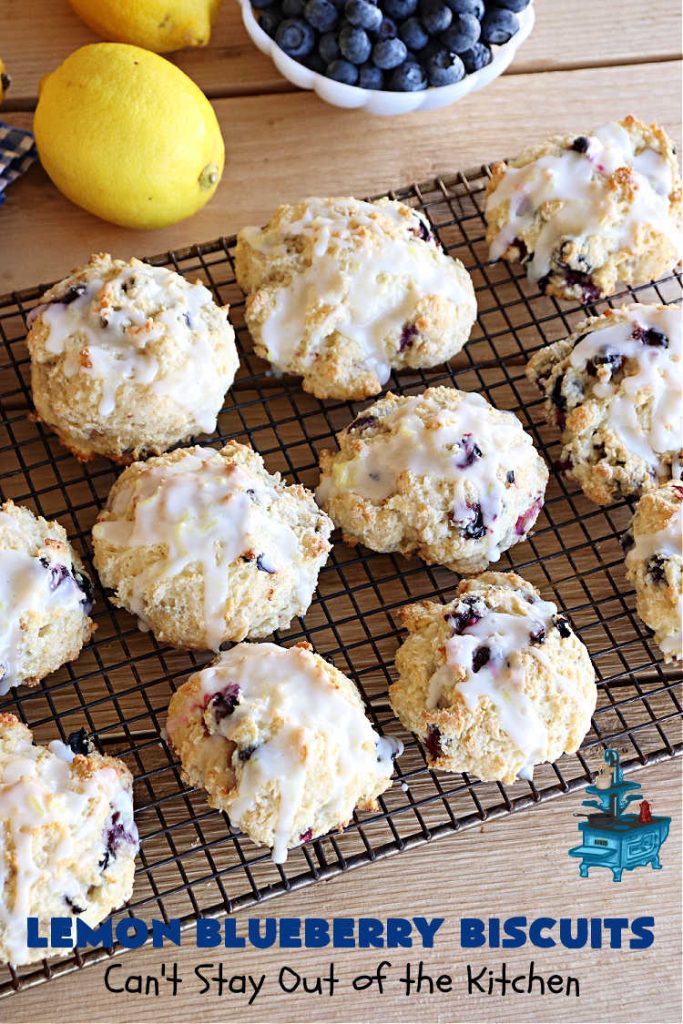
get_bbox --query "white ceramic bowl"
[238,0,535,116]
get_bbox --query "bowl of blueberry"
[240,0,534,115]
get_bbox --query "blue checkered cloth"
[0,122,37,205]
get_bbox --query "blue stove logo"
[569,749,671,883]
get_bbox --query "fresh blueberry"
[304,0,339,31]
[373,37,407,69]
[399,323,419,350]
[420,0,452,34]
[571,135,590,153]
[67,728,90,756]
[282,0,305,13]
[480,7,519,44]
[326,57,360,83]
[339,24,372,63]
[472,645,491,673]
[459,41,492,71]
[388,60,428,90]
[259,10,282,37]
[345,0,383,30]
[376,16,398,39]
[444,0,483,13]
[304,51,327,72]
[383,0,418,17]
[399,16,429,50]
[359,62,384,88]
[440,12,480,52]
[427,48,465,86]
[275,17,316,57]
[251,0,276,7]
[424,724,443,760]
[319,30,340,62]
[494,0,531,10]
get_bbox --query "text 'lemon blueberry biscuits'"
[0,714,138,965]
[166,642,402,863]
[624,481,683,662]
[235,196,476,400]
[0,501,94,694]
[92,442,332,650]
[389,572,596,784]
[316,386,548,574]
[28,253,238,462]
[485,116,681,303]
[527,303,682,505]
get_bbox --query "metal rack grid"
[0,163,681,997]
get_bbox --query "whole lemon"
[34,43,224,230]
[68,0,223,53]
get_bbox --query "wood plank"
[4,758,681,1023]
[1,0,680,108]
[0,60,680,294]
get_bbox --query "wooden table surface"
[1,2,682,1021]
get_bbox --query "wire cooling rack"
[1,164,682,996]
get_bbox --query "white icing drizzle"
[317,392,541,563]
[487,121,681,281]
[569,306,682,468]
[241,198,475,382]
[0,736,137,964]
[0,513,88,694]
[37,263,227,427]
[188,643,399,863]
[626,494,683,659]
[92,449,303,650]
[427,593,564,779]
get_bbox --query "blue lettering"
[26,918,48,948]
[357,919,384,948]
[304,918,330,948]
[502,916,527,949]
[630,917,655,950]
[116,918,148,949]
[152,919,181,948]
[413,918,444,948]
[460,918,486,948]
[51,918,73,948]
[279,918,301,948]
[76,918,113,948]
[529,917,557,948]
[559,918,588,949]
[332,918,356,948]
[386,919,412,948]
[196,918,222,948]
[249,918,278,948]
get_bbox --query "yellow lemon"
[34,44,224,230]
[0,58,10,104]
[68,0,223,53]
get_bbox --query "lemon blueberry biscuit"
[92,442,333,650]
[316,386,548,574]
[235,196,477,400]
[0,714,138,965]
[527,303,682,505]
[28,253,238,462]
[0,501,94,695]
[485,116,681,303]
[389,572,596,784]
[166,641,401,863]
[624,481,683,662]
